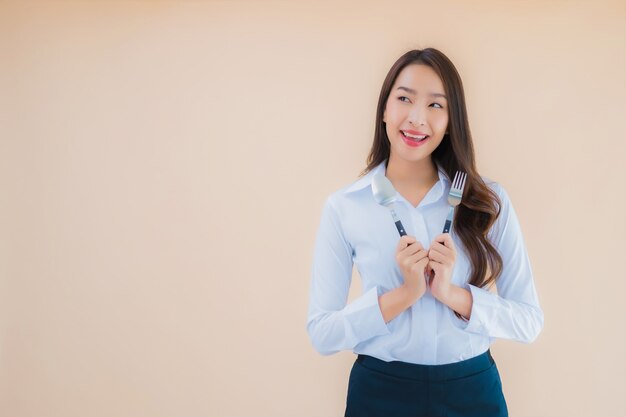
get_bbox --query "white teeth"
[402,131,428,140]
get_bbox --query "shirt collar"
[342,159,451,195]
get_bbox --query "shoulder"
[481,174,501,194]
[480,175,512,208]
[326,174,371,204]
[315,174,373,229]
[479,176,522,243]
[317,182,355,214]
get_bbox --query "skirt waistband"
[356,350,495,382]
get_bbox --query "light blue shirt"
[306,159,544,365]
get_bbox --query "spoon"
[371,172,407,237]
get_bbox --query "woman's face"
[383,64,449,164]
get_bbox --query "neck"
[385,154,439,188]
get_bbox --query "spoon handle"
[395,220,407,236]
[390,208,407,236]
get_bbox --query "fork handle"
[442,206,455,234]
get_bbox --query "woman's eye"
[397,97,443,108]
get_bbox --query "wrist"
[432,282,453,303]
[400,283,423,306]
[440,285,473,319]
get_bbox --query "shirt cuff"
[462,284,499,336]
[343,286,391,341]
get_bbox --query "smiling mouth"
[400,131,429,142]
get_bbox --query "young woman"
[306,48,543,417]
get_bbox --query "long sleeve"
[462,183,544,343]
[306,196,391,355]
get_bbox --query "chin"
[395,141,434,156]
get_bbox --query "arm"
[379,285,421,323]
[456,183,544,343]
[306,196,391,355]
[439,285,473,320]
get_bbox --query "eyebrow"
[396,86,447,99]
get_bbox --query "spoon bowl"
[371,173,407,237]
[371,173,398,207]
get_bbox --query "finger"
[415,256,429,268]
[428,260,441,274]
[412,257,430,274]
[407,249,429,264]
[435,233,455,250]
[428,249,446,263]
[432,236,455,259]
[400,241,424,258]
[405,248,427,264]
[429,243,452,260]
[397,235,417,251]
[402,243,424,259]
[425,263,434,281]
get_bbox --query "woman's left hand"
[426,233,457,302]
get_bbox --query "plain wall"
[1,1,625,416]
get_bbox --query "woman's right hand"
[395,235,429,302]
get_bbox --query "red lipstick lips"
[400,130,430,147]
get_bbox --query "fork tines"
[443,170,467,233]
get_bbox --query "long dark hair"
[362,48,503,318]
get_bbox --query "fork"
[442,171,467,234]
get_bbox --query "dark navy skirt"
[345,350,508,417]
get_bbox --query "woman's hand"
[395,235,429,302]
[426,233,457,302]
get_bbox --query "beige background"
[1,1,625,416]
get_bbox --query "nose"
[408,107,426,126]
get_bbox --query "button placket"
[411,206,438,363]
